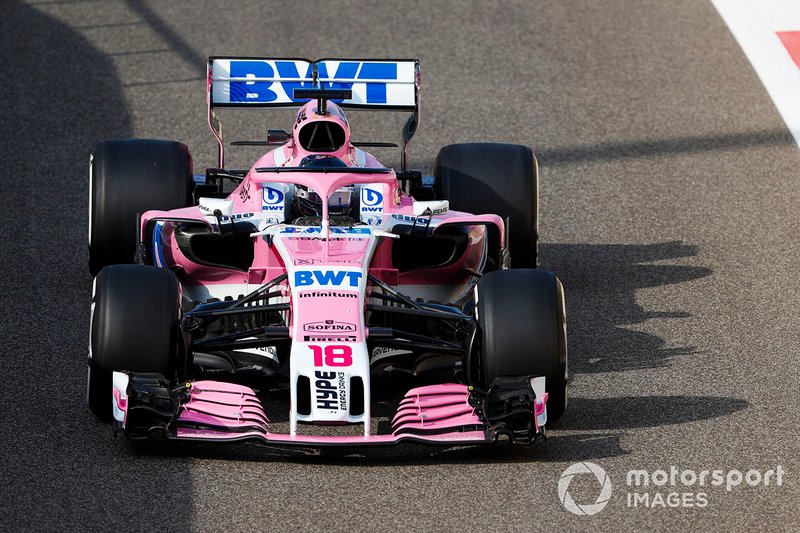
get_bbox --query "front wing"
[112,373,548,447]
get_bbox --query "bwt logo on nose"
[229,61,398,104]
[295,270,363,287]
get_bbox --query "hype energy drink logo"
[212,59,416,107]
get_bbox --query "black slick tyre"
[89,139,193,276]
[87,265,185,420]
[470,269,567,422]
[434,143,539,268]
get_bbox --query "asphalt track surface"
[2,0,799,531]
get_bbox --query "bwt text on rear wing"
[206,57,420,169]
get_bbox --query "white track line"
[711,0,800,149]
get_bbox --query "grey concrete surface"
[1,0,798,530]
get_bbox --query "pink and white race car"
[87,57,567,447]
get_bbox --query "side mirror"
[413,200,449,217]
[402,112,418,145]
[199,197,234,218]
[267,130,290,144]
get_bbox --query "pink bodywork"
[140,135,505,295]
[133,96,519,444]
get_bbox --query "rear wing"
[207,57,420,169]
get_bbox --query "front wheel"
[87,265,187,420]
[468,269,567,422]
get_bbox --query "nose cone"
[293,100,351,157]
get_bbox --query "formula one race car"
[87,57,567,447]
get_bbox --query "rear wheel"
[434,143,539,268]
[87,265,186,420]
[469,269,567,422]
[89,139,193,276]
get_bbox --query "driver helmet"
[293,155,355,217]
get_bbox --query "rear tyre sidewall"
[434,143,539,268]
[89,139,193,276]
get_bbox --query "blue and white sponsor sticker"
[262,183,287,221]
[211,59,416,107]
[360,184,384,226]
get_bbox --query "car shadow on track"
[540,241,712,374]
[0,1,194,529]
[560,395,748,431]
[127,433,627,465]
[535,129,795,167]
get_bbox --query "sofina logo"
[558,462,613,516]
